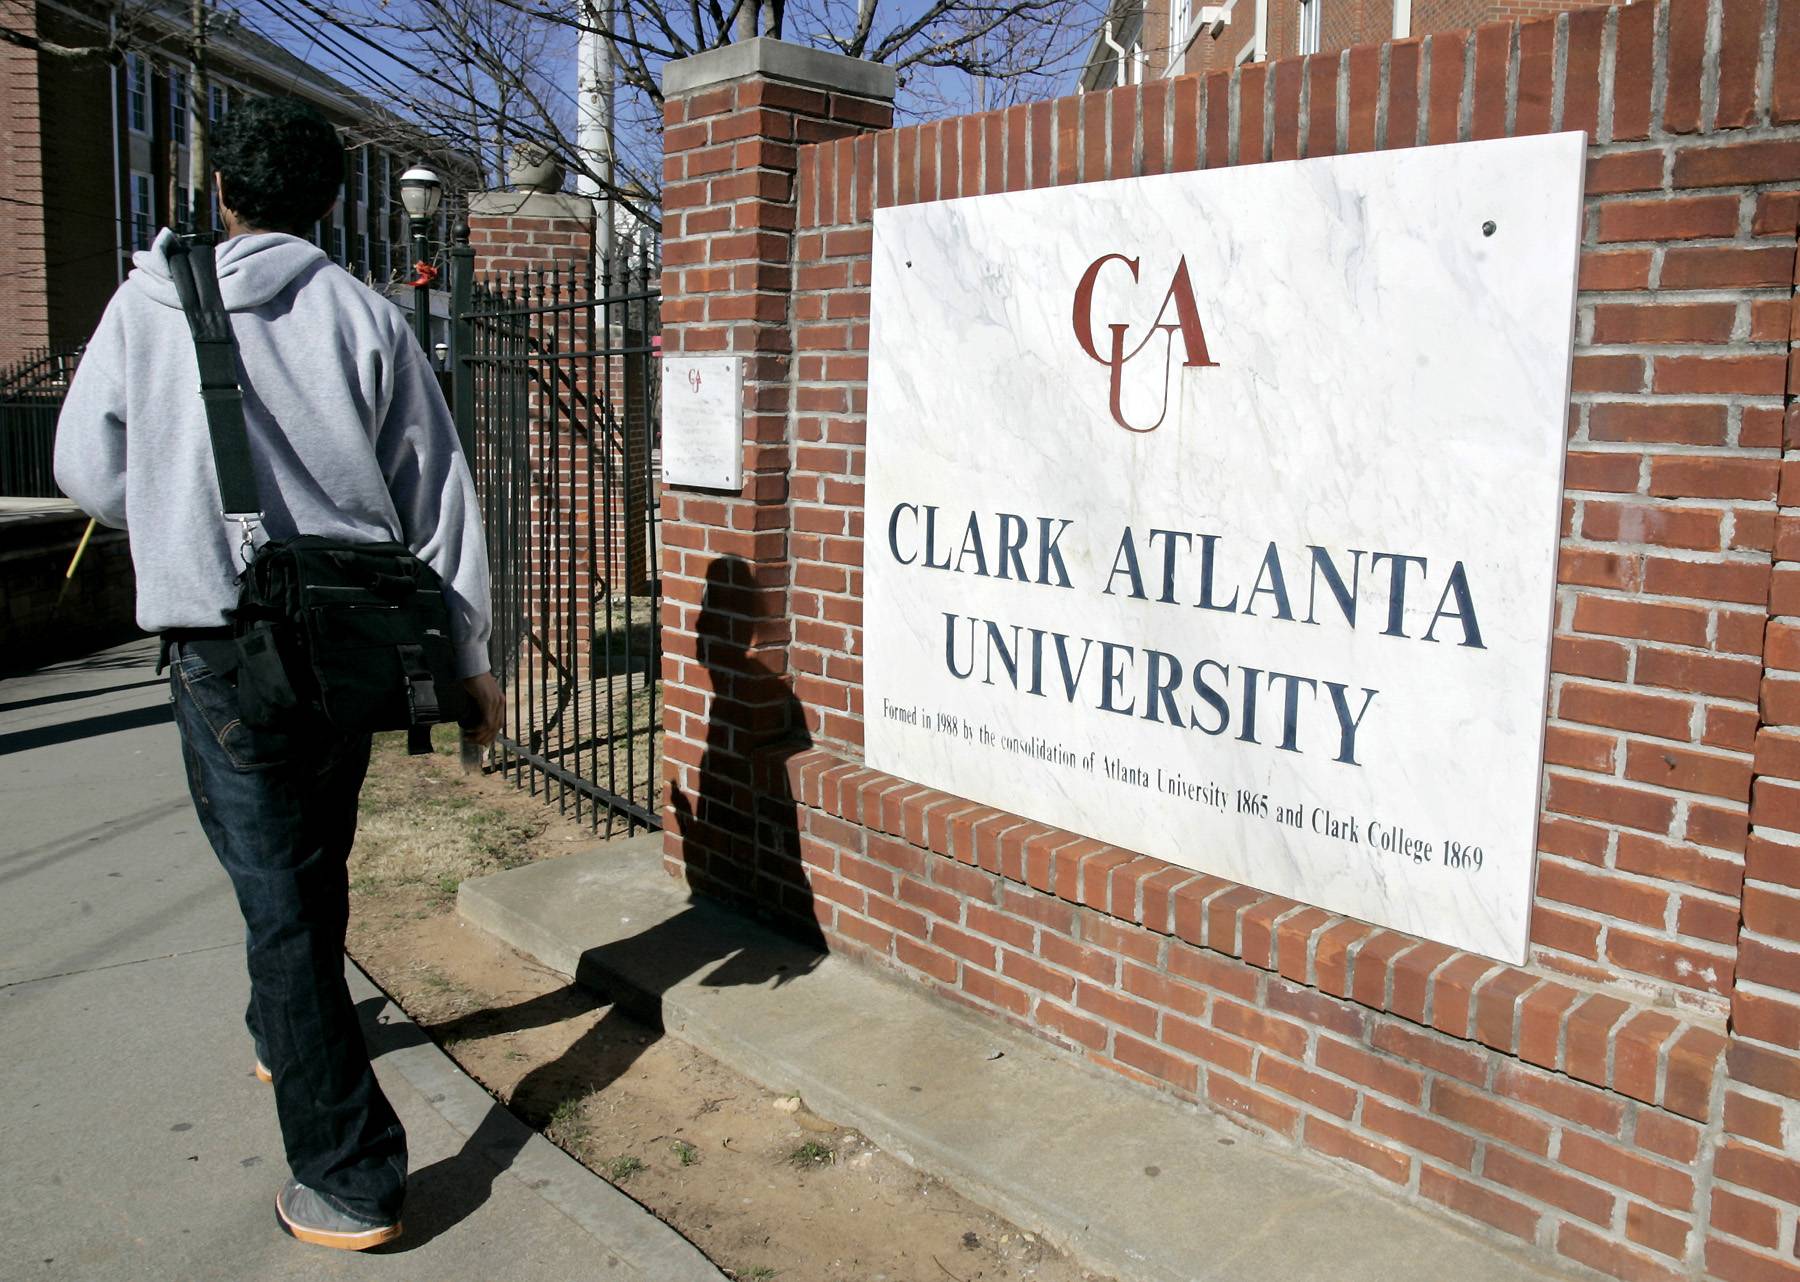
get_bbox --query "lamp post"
[397,166,442,352]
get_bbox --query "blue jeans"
[169,640,406,1222]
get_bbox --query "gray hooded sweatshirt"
[55,229,492,678]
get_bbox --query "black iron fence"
[1,346,82,498]
[455,241,662,833]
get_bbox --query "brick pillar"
[466,189,596,276]
[657,39,894,917]
[465,190,625,666]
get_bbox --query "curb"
[347,956,726,1282]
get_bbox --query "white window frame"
[210,83,228,124]
[129,170,154,250]
[1298,0,1321,54]
[356,148,368,205]
[125,55,149,135]
[176,183,191,231]
[170,68,189,147]
[1168,0,1193,75]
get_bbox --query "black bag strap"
[167,237,262,523]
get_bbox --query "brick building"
[1078,0,1608,85]
[0,0,475,367]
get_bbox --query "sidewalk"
[462,844,1576,1282]
[0,639,722,1282]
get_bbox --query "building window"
[210,83,229,124]
[171,69,189,146]
[1168,0,1193,75]
[129,171,154,250]
[176,184,192,232]
[1297,0,1321,54]
[126,55,149,135]
[356,149,368,205]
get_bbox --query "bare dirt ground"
[348,728,1111,1282]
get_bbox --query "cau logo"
[1071,253,1219,434]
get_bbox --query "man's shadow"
[382,554,826,1248]
[670,554,825,939]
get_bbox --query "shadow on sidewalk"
[366,909,823,1252]
[0,676,167,717]
[0,702,173,756]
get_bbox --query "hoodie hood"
[129,228,330,311]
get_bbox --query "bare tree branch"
[259,0,1104,221]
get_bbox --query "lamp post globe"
[398,166,442,350]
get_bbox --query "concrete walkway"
[0,639,723,1282]
[462,842,1579,1282]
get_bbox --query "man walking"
[54,97,501,1251]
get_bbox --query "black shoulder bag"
[168,236,466,755]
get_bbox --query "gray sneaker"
[274,1179,402,1251]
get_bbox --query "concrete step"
[459,839,1573,1282]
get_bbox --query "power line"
[249,0,389,92]
[0,193,129,226]
[0,244,128,282]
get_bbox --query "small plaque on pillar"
[661,356,744,491]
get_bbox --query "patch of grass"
[737,1268,778,1282]
[786,1140,833,1169]
[671,1139,698,1167]
[417,967,460,994]
[545,1096,590,1148]
[351,763,548,905]
[606,1153,647,1182]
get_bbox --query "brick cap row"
[765,744,1730,1122]
[664,35,896,104]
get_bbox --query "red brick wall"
[0,1,51,366]
[660,6,1800,1278]
[468,211,594,276]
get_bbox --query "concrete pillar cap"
[466,190,597,223]
[663,36,896,102]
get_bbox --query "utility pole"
[576,0,615,271]
[187,0,211,235]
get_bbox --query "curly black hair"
[212,97,344,234]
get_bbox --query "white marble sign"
[662,356,744,490]
[864,134,1586,963]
